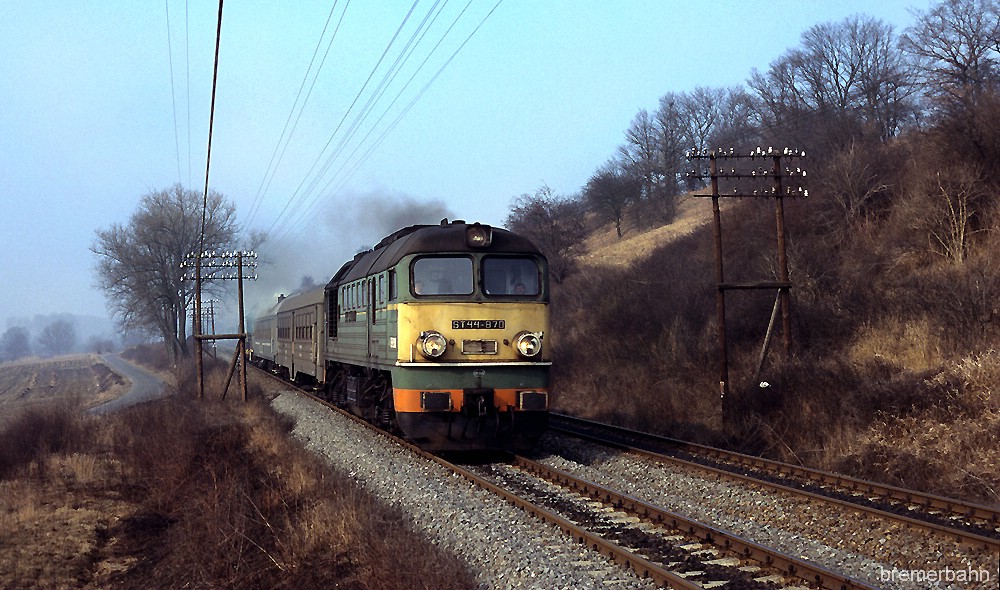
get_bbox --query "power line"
[185,0,192,188]
[243,0,349,230]
[297,0,449,199]
[262,0,422,241]
[269,0,503,250]
[270,0,471,246]
[164,0,183,185]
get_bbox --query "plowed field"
[0,356,127,422]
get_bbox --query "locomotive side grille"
[462,339,498,354]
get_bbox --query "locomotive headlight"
[513,331,542,358]
[418,330,448,359]
[466,223,492,248]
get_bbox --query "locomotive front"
[388,222,550,451]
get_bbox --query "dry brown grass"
[0,352,478,590]
[580,195,722,268]
[836,351,1000,503]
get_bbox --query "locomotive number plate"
[452,319,505,330]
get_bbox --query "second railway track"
[548,412,1000,552]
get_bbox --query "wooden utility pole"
[182,250,258,401]
[687,147,807,401]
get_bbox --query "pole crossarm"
[195,333,248,341]
[684,146,808,403]
[180,251,258,281]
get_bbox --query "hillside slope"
[550,192,1000,508]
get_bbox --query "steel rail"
[263,378,708,588]
[513,455,878,590]
[550,412,1000,551]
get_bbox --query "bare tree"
[901,0,1000,178]
[900,0,1000,113]
[621,109,661,198]
[750,15,918,152]
[655,93,686,196]
[710,87,764,152]
[620,109,675,222]
[819,140,892,232]
[37,319,77,357]
[0,326,30,362]
[86,335,116,354]
[679,87,726,154]
[909,164,989,264]
[583,161,640,239]
[506,185,586,283]
[92,185,241,361]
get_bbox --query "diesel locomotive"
[251,220,550,451]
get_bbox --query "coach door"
[368,276,384,363]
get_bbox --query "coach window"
[378,275,385,304]
[482,256,541,296]
[412,256,473,296]
[388,270,397,301]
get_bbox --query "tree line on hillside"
[507,0,1000,286]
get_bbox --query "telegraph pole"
[686,147,807,403]
[181,250,258,401]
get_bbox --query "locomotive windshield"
[412,256,474,295]
[482,256,540,296]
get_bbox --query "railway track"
[548,412,1000,553]
[257,369,892,588]
[303,395,877,587]
[468,456,878,589]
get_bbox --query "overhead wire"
[243,0,349,230]
[289,0,446,210]
[185,0,192,188]
[269,0,502,249]
[262,0,422,241]
[271,0,476,245]
[327,0,492,198]
[164,0,183,185]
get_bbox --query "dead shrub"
[0,401,87,480]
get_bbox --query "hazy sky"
[0,0,929,330]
